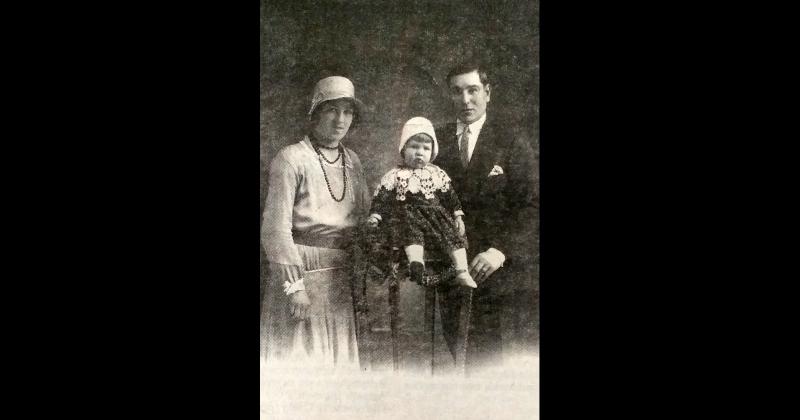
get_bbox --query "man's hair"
[445,59,491,87]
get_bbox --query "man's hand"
[289,290,311,320]
[469,248,506,283]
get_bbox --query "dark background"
[260,0,539,198]
[260,0,540,356]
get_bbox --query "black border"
[11,0,786,417]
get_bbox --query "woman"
[260,76,370,369]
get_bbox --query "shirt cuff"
[283,279,306,295]
[269,263,304,284]
[486,248,506,267]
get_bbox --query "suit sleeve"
[489,135,538,266]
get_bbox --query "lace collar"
[376,164,452,200]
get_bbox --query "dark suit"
[434,116,538,371]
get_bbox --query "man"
[435,60,538,372]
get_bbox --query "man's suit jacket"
[435,117,537,296]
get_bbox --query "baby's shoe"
[454,269,477,288]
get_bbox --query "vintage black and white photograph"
[260,1,539,418]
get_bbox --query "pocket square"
[488,165,504,177]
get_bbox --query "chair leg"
[389,276,399,372]
[454,289,473,374]
[352,267,371,370]
[424,286,436,376]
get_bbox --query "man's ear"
[485,83,491,102]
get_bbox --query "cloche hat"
[307,76,365,117]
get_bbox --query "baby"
[367,117,476,288]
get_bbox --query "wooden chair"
[383,247,472,375]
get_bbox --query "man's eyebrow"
[452,84,482,90]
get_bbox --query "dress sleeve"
[347,149,372,222]
[369,184,393,221]
[261,152,304,281]
[435,167,462,215]
[268,263,304,286]
[369,169,397,221]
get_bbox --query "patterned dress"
[370,164,467,255]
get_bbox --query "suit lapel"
[465,120,498,189]
[437,120,500,202]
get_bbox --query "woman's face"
[312,99,354,144]
[402,135,433,169]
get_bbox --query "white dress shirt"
[456,112,487,165]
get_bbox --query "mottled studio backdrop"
[260,0,539,351]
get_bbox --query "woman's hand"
[455,216,466,236]
[289,290,311,320]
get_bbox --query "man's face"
[313,98,354,143]
[448,70,491,124]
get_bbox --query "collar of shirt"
[456,112,487,138]
[456,113,486,162]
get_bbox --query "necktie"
[459,126,471,168]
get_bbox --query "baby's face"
[403,136,433,169]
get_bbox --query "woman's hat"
[399,117,438,162]
[307,76,365,117]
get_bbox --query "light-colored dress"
[260,136,370,369]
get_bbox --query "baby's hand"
[367,214,381,228]
[455,216,466,236]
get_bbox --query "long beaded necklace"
[312,142,347,202]
[315,143,341,164]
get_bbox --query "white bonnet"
[398,117,438,162]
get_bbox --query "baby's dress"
[369,164,467,256]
